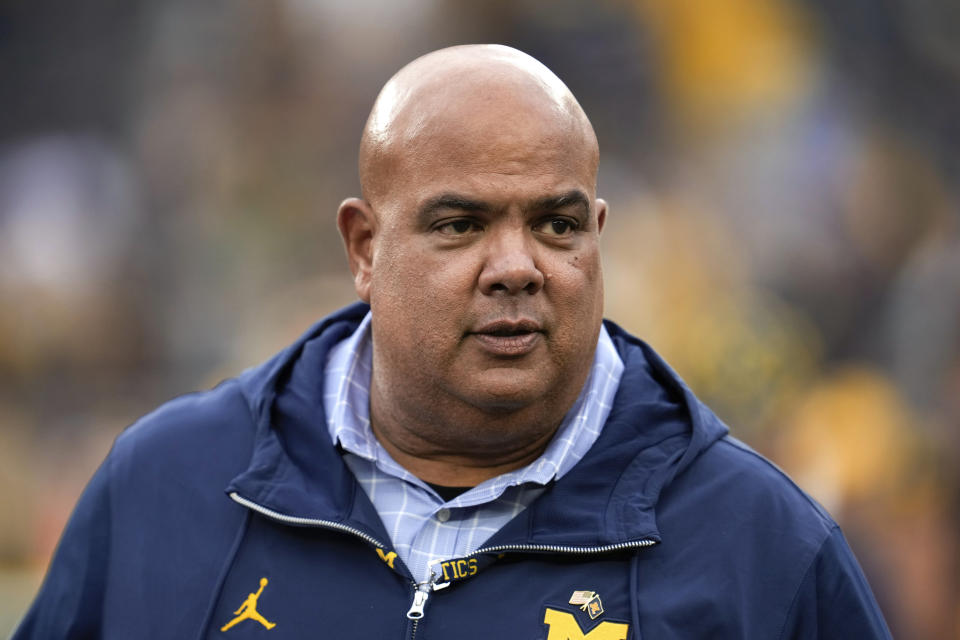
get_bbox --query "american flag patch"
[568,590,597,606]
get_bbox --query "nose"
[478,229,545,295]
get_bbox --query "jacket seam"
[194,507,251,639]
[775,524,838,640]
[607,431,685,540]
[629,552,643,640]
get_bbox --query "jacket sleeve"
[12,454,112,639]
[779,526,892,640]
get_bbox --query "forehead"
[375,88,597,209]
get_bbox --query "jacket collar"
[227,304,728,549]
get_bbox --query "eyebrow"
[416,189,590,226]
[417,194,492,226]
[527,190,590,215]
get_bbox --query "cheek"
[549,247,603,303]
[369,242,477,328]
[546,250,604,344]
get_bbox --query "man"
[16,45,891,639]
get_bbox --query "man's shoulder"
[602,321,837,546]
[110,377,257,480]
[716,435,833,519]
[666,431,838,551]
[117,378,253,451]
[109,302,371,470]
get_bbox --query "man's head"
[338,45,607,480]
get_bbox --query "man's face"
[360,92,606,426]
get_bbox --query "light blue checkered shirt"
[323,312,624,583]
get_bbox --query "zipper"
[227,492,388,549]
[407,572,450,639]
[406,586,431,621]
[230,492,433,637]
[404,538,657,636]
[406,573,450,620]
[231,492,657,634]
[472,538,658,555]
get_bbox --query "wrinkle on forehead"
[359,45,598,201]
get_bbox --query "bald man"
[16,46,891,639]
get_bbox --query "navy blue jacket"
[15,302,891,639]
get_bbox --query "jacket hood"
[227,302,729,550]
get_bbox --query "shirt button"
[436,508,451,522]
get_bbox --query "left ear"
[595,198,608,234]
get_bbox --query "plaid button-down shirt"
[323,313,624,583]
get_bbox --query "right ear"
[337,197,377,303]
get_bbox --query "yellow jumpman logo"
[221,577,276,632]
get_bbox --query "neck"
[368,386,571,486]
[370,420,558,487]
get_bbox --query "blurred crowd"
[1,0,958,636]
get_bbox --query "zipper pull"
[406,570,450,620]
[406,586,430,619]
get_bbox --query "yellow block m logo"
[543,608,629,640]
[376,548,397,569]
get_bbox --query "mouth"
[469,319,543,357]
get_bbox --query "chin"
[460,378,549,415]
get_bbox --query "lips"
[469,319,543,357]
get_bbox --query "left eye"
[538,218,577,236]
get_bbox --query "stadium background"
[1,1,958,636]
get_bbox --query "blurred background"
[1,0,958,636]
